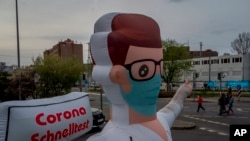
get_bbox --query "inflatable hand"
[158,80,192,128]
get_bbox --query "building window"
[193,60,200,65]
[221,58,230,64]
[211,59,219,64]
[202,60,209,65]
[232,57,242,63]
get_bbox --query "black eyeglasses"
[123,59,163,81]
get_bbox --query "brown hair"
[107,13,162,65]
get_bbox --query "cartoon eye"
[138,64,149,77]
[124,59,161,81]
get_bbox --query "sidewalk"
[172,120,196,130]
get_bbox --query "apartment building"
[44,39,83,64]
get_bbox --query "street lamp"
[15,0,20,68]
[15,0,21,100]
[87,43,92,90]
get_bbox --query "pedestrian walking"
[227,95,234,115]
[218,93,227,116]
[196,94,205,112]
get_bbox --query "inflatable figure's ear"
[110,65,131,93]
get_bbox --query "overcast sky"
[1,0,250,66]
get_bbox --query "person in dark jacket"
[218,93,227,115]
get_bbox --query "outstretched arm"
[158,80,192,127]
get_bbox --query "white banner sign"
[0,92,92,141]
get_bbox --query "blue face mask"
[120,72,161,116]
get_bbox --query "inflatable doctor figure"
[87,13,192,141]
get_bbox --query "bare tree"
[231,32,250,54]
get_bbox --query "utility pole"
[87,54,90,90]
[200,42,202,58]
[87,43,92,91]
[208,56,211,81]
[192,72,195,101]
[15,0,20,68]
[218,72,225,91]
[15,0,21,100]
[193,72,199,101]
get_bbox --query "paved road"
[171,97,250,141]
[74,94,250,141]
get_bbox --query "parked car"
[91,107,105,127]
